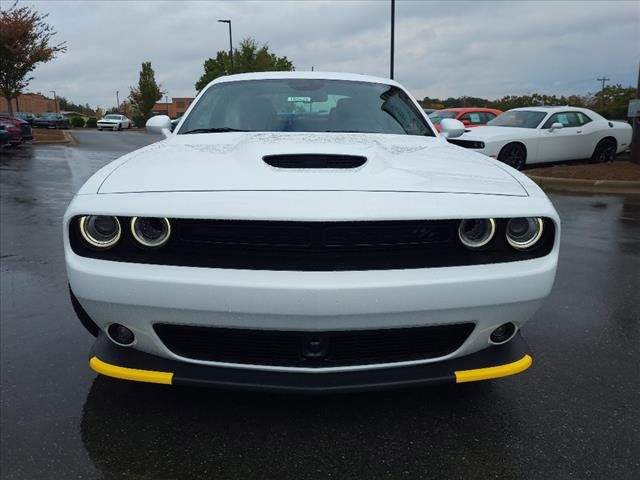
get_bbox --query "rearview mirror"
[549,122,564,132]
[146,115,172,138]
[439,118,465,139]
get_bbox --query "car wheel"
[98,128,102,131]
[498,143,526,170]
[591,138,617,163]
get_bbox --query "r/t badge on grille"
[302,335,328,360]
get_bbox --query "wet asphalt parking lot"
[1,130,639,479]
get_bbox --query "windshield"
[103,115,121,120]
[428,111,458,124]
[487,110,547,128]
[179,79,434,136]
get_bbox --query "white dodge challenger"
[64,72,560,392]
[449,106,632,170]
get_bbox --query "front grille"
[154,323,475,367]
[69,218,556,270]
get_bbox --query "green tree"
[195,37,294,92]
[0,2,66,113]
[128,61,164,123]
[590,84,636,120]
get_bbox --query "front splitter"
[89,332,531,393]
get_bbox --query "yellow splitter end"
[89,356,173,385]
[455,354,532,383]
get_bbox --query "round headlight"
[131,217,171,247]
[458,218,496,248]
[506,217,544,249]
[79,215,121,248]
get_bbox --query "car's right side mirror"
[146,115,172,137]
[549,122,564,132]
[439,118,465,139]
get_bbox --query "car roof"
[208,71,402,88]
[509,105,592,114]
[435,107,502,114]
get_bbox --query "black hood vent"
[263,154,367,169]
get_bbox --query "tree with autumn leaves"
[0,2,66,113]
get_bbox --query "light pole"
[597,76,610,91]
[389,0,395,79]
[50,90,57,112]
[165,95,169,116]
[116,90,120,113]
[218,19,233,74]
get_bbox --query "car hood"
[460,126,538,141]
[98,132,527,196]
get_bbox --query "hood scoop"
[263,154,367,169]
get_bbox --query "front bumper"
[90,331,532,392]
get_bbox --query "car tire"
[591,138,617,163]
[498,143,526,170]
[98,128,102,131]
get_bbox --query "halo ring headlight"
[131,217,171,247]
[458,218,496,249]
[79,215,121,248]
[506,217,544,250]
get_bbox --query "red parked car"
[0,115,33,143]
[0,120,22,146]
[428,107,503,132]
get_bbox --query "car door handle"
[576,130,582,133]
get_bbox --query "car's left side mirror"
[146,115,172,138]
[440,118,465,139]
[549,122,564,132]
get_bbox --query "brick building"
[152,97,194,118]
[0,93,59,115]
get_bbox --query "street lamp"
[50,90,57,112]
[218,19,233,74]
[116,90,120,113]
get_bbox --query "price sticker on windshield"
[287,96,311,102]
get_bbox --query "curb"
[526,174,640,195]
[32,130,77,145]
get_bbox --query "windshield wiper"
[180,127,250,134]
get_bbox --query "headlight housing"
[79,215,121,248]
[131,217,171,247]
[506,217,544,249]
[458,218,496,249]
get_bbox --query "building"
[0,93,59,115]
[152,97,194,118]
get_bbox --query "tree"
[590,84,636,120]
[195,37,294,92]
[128,61,163,124]
[0,2,66,113]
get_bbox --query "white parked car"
[449,106,632,169]
[64,72,560,392]
[97,114,131,131]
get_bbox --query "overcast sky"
[21,0,640,109]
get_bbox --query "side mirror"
[549,122,564,132]
[146,115,172,138]
[440,118,466,139]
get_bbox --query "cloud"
[20,0,640,109]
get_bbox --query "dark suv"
[33,112,71,129]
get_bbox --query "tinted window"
[180,79,434,136]
[542,111,583,129]
[459,112,485,125]
[428,111,458,124]
[487,110,547,128]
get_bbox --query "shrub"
[86,117,97,128]
[71,116,85,128]
[132,115,146,129]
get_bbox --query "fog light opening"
[490,322,517,344]
[107,323,136,346]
